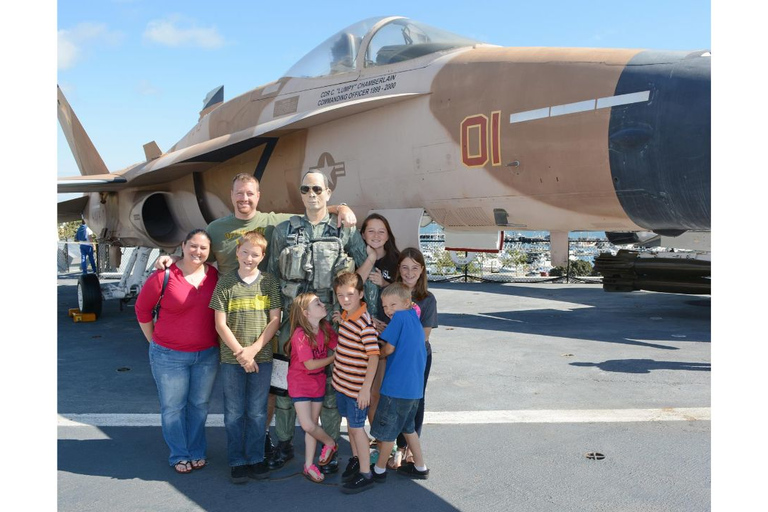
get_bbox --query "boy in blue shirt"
[369,283,429,481]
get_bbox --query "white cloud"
[58,33,79,70]
[58,23,123,70]
[135,79,161,96]
[143,16,225,49]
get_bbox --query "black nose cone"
[608,50,711,231]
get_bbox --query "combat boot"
[319,451,339,474]
[264,432,275,461]
[269,440,294,470]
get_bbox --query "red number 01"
[460,111,501,167]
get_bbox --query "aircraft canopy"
[283,16,481,78]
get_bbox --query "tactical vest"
[277,216,355,310]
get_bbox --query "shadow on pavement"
[58,427,459,512]
[570,359,711,374]
[431,282,710,351]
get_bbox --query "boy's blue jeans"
[221,361,273,467]
[149,342,219,466]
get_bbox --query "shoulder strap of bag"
[152,268,170,319]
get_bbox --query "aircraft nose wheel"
[77,274,103,319]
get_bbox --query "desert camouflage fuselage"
[58,16,710,252]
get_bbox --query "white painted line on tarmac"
[58,407,710,428]
[425,407,710,424]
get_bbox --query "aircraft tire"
[78,273,103,318]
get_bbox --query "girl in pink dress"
[285,293,339,483]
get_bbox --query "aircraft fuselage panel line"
[185,136,275,164]
[253,138,279,183]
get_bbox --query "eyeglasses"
[300,185,326,195]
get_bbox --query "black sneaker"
[247,461,270,480]
[342,456,360,483]
[370,464,387,483]
[341,472,375,494]
[396,462,429,480]
[230,465,249,484]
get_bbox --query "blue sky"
[56,0,712,183]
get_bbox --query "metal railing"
[57,242,160,278]
[57,236,613,286]
[418,236,614,284]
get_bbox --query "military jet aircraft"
[58,16,711,315]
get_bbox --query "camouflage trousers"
[274,367,340,443]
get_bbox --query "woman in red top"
[135,229,219,474]
[285,293,338,483]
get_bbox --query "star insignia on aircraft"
[310,152,346,190]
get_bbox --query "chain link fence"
[419,235,617,284]
[57,234,615,286]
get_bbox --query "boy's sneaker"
[396,462,429,480]
[230,465,249,484]
[341,473,375,494]
[247,461,270,480]
[342,456,360,483]
[370,464,387,483]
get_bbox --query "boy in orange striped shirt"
[331,272,380,494]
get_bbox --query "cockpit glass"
[283,17,381,78]
[282,17,481,78]
[365,19,480,68]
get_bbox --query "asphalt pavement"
[56,275,711,511]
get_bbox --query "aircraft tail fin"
[57,85,109,176]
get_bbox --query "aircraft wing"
[57,92,426,194]
[57,196,89,223]
[57,174,129,193]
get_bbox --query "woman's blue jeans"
[149,342,219,465]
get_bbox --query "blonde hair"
[381,282,412,303]
[237,230,267,252]
[231,173,259,190]
[284,293,333,357]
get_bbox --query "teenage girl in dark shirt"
[355,213,400,430]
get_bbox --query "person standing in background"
[75,219,97,274]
